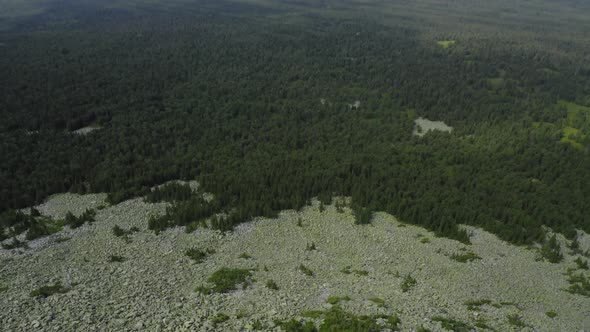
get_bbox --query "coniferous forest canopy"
[1,0,590,245]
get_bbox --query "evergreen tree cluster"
[1,8,589,245]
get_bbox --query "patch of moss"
[368,297,386,307]
[326,295,351,305]
[437,40,456,48]
[353,269,369,276]
[30,283,70,297]
[545,311,557,318]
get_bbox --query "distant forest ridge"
[0,0,589,246]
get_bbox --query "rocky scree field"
[1,188,590,331]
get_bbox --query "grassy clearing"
[437,40,456,48]
[560,127,584,150]
[542,68,560,75]
[487,77,504,89]
[556,100,590,149]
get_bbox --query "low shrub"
[353,269,369,276]
[1,237,27,250]
[211,313,229,327]
[238,252,252,259]
[266,279,279,290]
[185,248,214,263]
[368,297,385,307]
[566,271,590,297]
[108,255,125,263]
[464,299,491,311]
[299,264,313,277]
[401,274,417,292]
[26,218,64,241]
[432,316,472,331]
[326,295,350,305]
[574,257,589,270]
[539,235,563,263]
[197,268,253,293]
[112,225,139,242]
[507,314,527,328]
[450,251,481,263]
[64,209,96,229]
[288,305,400,331]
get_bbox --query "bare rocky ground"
[72,126,102,135]
[1,192,589,331]
[413,117,453,137]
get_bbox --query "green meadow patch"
[555,100,590,149]
[487,77,504,89]
[437,40,456,48]
[542,67,560,75]
[561,127,584,149]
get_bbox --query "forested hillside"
[1,0,590,245]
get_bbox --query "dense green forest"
[1,0,590,245]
